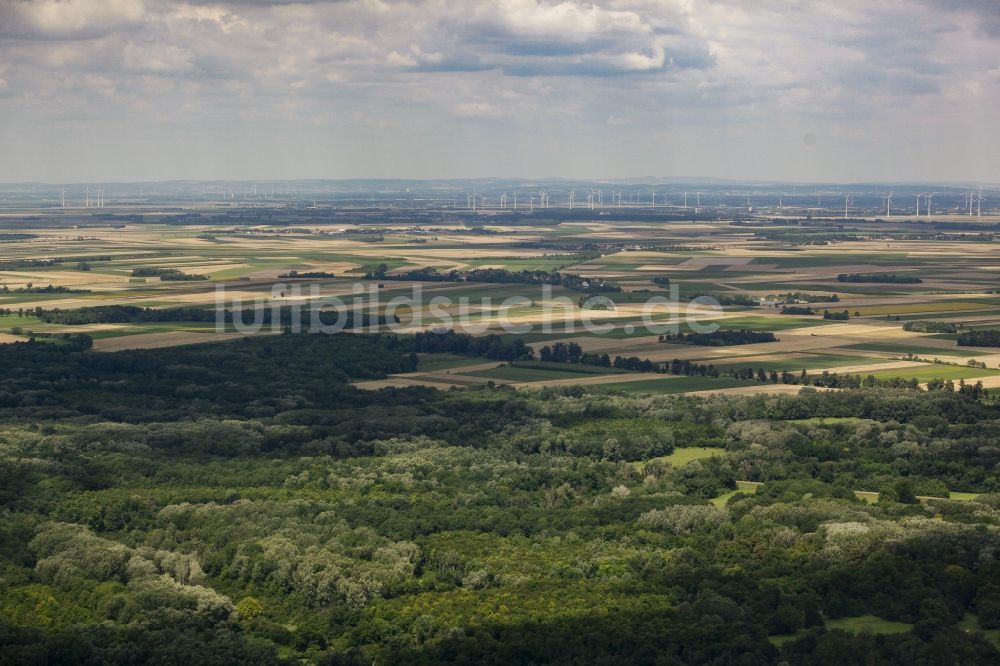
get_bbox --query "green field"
[870,364,1000,382]
[958,614,1000,649]
[702,316,830,332]
[854,490,980,503]
[769,615,914,646]
[851,300,999,316]
[714,354,870,373]
[594,376,756,394]
[465,361,624,382]
[841,342,982,357]
[416,353,489,372]
[631,446,723,470]
[711,480,763,507]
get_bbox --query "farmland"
[5,207,1000,396]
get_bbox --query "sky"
[0,0,998,184]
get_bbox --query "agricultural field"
[6,209,1000,395]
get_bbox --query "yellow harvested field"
[0,270,131,289]
[788,323,921,338]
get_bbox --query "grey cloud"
[0,0,146,40]
[0,0,998,182]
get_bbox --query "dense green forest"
[1,333,999,664]
[658,330,777,346]
[836,274,923,284]
[958,330,1000,347]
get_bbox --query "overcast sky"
[0,0,998,183]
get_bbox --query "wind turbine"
[914,193,922,217]
[978,186,983,218]
[683,191,688,208]
[844,193,852,220]
[925,192,936,217]
[883,192,893,218]
[569,190,574,210]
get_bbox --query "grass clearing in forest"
[631,447,723,471]
[769,615,913,646]
[958,614,1000,649]
[710,481,763,507]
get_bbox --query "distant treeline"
[539,342,583,363]
[538,342,983,393]
[364,265,620,292]
[131,267,207,281]
[0,233,37,242]
[32,305,218,325]
[837,273,922,284]
[659,329,777,346]
[958,330,1000,347]
[823,310,851,320]
[689,293,758,306]
[0,254,141,271]
[781,306,816,315]
[767,291,839,304]
[23,304,397,329]
[0,285,89,294]
[904,321,959,333]
[412,329,534,361]
[0,259,61,270]
[277,270,336,279]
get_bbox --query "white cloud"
[122,41,195,73]
[453,101,504,118]
[0,0,146,39]
[0,0,997,181]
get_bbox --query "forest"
[658,330,778,346]
[363,266,620,293]
[1,333,999,664]
[958,330,1000,347]
[836,274,923,284]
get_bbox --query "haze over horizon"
[1,0,998,184]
